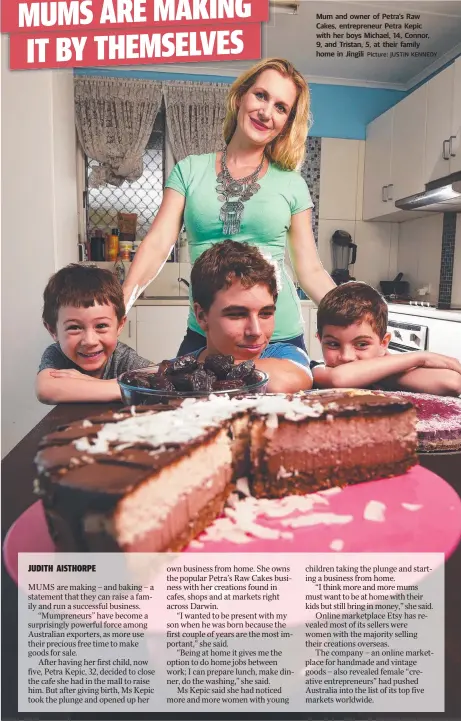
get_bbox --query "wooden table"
[2,403,461,720]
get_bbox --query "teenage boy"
[36,264,151,404]
[311,282,461,396]
[189,240,313,394]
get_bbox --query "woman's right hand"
[123,188,186,312]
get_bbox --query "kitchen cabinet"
[308,309,323,362]
[364,59,461,222]
[118,307,137,350]
[136,305,190,363]
[390,84,427,203]
[319,139,360,221]
[300,306,322,361]
[425,64,456,182]
[363,108,393,220]
[450,57,461,174]
[178,262,192,296]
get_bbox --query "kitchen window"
[77,104,175,245]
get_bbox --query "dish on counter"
[118,354,268,404]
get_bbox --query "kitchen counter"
[136,297,190,306]
[388,304,461,322]
[136,298,317,308]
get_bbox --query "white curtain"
[163,81,228,162]
[74,76,163,187]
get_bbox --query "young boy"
[188,240,312,394]
[36,264,152,404]
[312,282,461,396]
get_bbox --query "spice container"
[107,229,119,261]
[119,241,133,261]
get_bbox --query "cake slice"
[249,391,417,498]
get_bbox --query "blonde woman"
[123,57,335,355]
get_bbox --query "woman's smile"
[250,116,270,132]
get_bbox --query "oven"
[387,319,429,354]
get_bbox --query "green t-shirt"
[165,153,313,341]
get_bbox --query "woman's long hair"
[223,58,311,171]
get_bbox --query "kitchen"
[82,57,461,368]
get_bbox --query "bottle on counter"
[119,240,133,261]
[114,255,126,284]
[107,228,119,262]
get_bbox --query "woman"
[123,57,335,355]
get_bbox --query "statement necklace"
[217,146,264,235]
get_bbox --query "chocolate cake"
[34,392,417,552]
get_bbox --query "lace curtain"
[74,76,163,187]
[163,81,229,162]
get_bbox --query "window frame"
[75,115,175,251]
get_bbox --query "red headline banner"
[2,0,268,33]
[9,22,262,68]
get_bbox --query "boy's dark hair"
[42,264,125,331]
[317,282,388,340]
[191,240,278,311]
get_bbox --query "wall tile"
[438,213,457,307]
[397,213,443,303]
[354,222,394,290]
[451,218,461,307]
[300,137,321,245]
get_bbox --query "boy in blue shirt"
[187,240,312,394]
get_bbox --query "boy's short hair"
[317,282,388,340]
[42,264,125,331]
[191,240,278,311]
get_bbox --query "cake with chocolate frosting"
[34,392,417,552]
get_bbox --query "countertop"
[136,298,317,308]
[136,298,461,321]
[387,304,461,323]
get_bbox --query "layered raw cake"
[34,392,417,552]
[382,391,461,452]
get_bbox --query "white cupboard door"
[425,65,454,182]
[136,306,190,363]
[391,85,427,202]
[301,306,310,355]
[363,109,393,220]
[178,262,192,298]
[308,309,323,362]
[450,57,461,174]
[118,307,137,351]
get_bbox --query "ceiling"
[135,0,461,90]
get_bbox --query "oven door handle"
[388,342,420,353]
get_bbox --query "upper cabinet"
[363,109,393,221]
[391,85,427,202]
[363,57,461,222]
[363,87,426,220]
[425,62,459,180]
[450,57,461,174]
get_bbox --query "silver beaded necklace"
[216,146,264,235]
